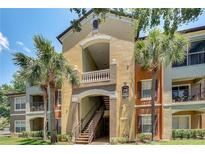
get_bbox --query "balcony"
[172,91,205,104]
[30,102,44,112]
[81,69,110,83]
[73,59,116,89]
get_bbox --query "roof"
[6,92,26,96]
[57,9,94,44]
[138,25,205,40]
[56,9,205,43]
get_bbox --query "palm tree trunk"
[43,88,48,141]
[151,70,157,141]
[48,84,57,144]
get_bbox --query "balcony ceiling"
[87,43,109,69]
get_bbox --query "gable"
[59,12,134,53]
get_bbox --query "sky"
[0,9,205,85]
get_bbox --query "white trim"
[140,79,152,100]
[135,103,161,108]
[172,115,191,129]
[14,120,26,133]
[11,113,26,116]
[14,96,26,112]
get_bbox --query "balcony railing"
[81,69,110,83]
[30,102,44,112]
[173,51,205,67]
[172,91,205,103]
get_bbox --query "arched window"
[93,19,99,30]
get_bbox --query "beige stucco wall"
[80,97,101,129]
[82,48,98,72]
[60,13,135,140]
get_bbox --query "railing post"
[110,59,117,83]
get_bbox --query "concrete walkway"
[90,137,110,145]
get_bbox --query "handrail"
[172,90,205,103]
[81,103,100,130]
[81,69,110,83]
[72,103,101,142]
[87,107,104,143]
[82,69,110,74]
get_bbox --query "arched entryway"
[72,89,116,143]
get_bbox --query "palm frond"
[12,52,33,69]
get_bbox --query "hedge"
[172,129,205,139]
[136,133,152,143]
[110,137,129,144]
[19,131,43,138]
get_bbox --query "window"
[57,90,62,105]
[172,115,190,129]
[172,40,205,67]
[141,115,152,133]
[92,19,99,30]
[14,96,26,111]
[172,85,189,102]
[141,80,151,99]
[138,115,157,134]
[15,120,26,132]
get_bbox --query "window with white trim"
[15,120,26,132]
[141,80,151,99]
[14,96,26,111]
[140,115,152,133]
[172,115,190,129]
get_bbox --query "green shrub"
[110,137,129,144]
[172,129,205,139]
[0,117,9,130]
[19,131,43,138]
[137,133,152,143]
[57,134,72,142]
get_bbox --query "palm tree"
[135,28,189,141]
[13,35,78,144]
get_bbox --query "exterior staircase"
[75,108,104,144]
[103,96,109,110]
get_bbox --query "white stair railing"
[82,69,110,83]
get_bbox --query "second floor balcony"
[30,95,44,112]
[30,102,44,112]
[172,77,205,104]
[81,69,110,83]
[74,42,116,88]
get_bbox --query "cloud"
[16,41,32,53]
[0,32,9,52]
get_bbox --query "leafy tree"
[0,86,10,118]
[69,8,203,38]
[135,28,189,140]
[13,35,78,144]
[11,72,26,92]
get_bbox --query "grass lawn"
[0,136,50,145]
[149,139,205,145]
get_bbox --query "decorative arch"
[72,89,116,103]
[80,34,111,49]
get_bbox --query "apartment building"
[8,10,205,143]
[57,10,205,143]
[8,85,62,134]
